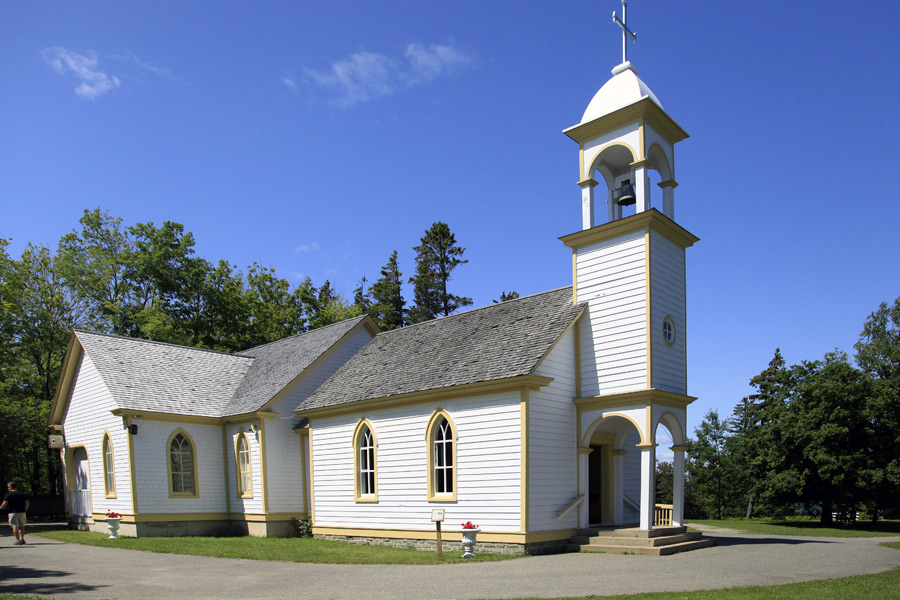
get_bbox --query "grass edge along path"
[687,518,900,538]
[32,530,517,564]
[492,542,900,600]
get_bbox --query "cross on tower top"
[612,0,637,64]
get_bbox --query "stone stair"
[568,525,715,556]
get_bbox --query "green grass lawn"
[33,529,517,564]
[687,518,900,537]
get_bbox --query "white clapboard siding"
[264,325,374,514]
[576,229,648,396]
[62,353,133,515]
[650,230,687,394]
[311,393,522,532]
[528,327,578,531]
[131,420,226,514]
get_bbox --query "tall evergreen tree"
[407,222,471,323]
[787,352,876,523]
[729,349,795,518]
[687,410,734,519]
[369,251,405,330]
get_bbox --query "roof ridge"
[241,314,368,354]
[74,329,253,359]
[378,285,575,337]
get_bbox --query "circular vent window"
[662,316,676,346]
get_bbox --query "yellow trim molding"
[352,418,378,502]
[425,409,458,502]
[560,209,699,251]
[574,388,696,410]
[564,97,689,146]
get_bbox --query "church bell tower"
[562,1,699,531]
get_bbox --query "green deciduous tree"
[855,297,900,518]
[408,222,471,323]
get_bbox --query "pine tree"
[369,251,405,330]
[407,222,471,323]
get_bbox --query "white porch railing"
[654,504,673,527]
[70,490,91,517]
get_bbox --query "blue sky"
[2,1,899,436]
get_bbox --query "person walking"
[1,482,29,545]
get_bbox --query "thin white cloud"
[295,242,321,252]
[42,47,121,99]
[112,51,173,80]
[302,42,473,108]
[281,72,299,94]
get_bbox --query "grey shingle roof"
[298,287,584,412]
[222,316,368,416]
[75,331,253,418]
[75,315,369,418]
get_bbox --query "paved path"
[2,526,899,600]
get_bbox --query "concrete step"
[570,531,704,547]
[577,526,687,538]
[575,538,716,556]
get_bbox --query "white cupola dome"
[580,62,662,124]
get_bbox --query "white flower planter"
[459,527,481,558]
[106,517,122,539]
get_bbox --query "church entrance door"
[588,444,607,525]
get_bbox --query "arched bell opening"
[586,142,639,225]
[646,142,676,220]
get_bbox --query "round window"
[662,316,676,345]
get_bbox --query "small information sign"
[431,510,445,558]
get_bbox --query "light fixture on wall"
[128,424,138,436]
[249,423,259,434]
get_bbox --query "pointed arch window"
[168,430,198,497]
[236,432,253,498]
[426,411,457,501]
[353,420,378,502]
[102,432,116,498]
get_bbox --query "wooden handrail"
[556,494,585,520]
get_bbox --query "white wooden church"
[49,7,708,555]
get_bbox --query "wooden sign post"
[431,509,445,558]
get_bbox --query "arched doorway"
[69,447,92,517]
[582,414,645,527]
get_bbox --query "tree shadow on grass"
[0,565,108,596]
[762,520,900,535]
[707,535,837,547]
